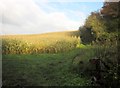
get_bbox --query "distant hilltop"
[1,30,80,38]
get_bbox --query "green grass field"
[3,48,92,86]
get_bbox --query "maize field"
[2,31,81,54]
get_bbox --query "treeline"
[77,1,120,87]
[79,1,119,46]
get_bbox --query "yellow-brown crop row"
[2,31,81,54]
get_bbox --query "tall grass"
[2,31,80,54]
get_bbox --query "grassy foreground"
[2,48,91,86]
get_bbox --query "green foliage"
[78,1,119,87]
[71,45,119,87]
[79,2,119,44]
[86,12,106,35]
[104,18,119,32]
[100,2,119,33]
[93,46,119,87]
[94,32,118,46]
[79,12,107,44]
[79,26,96,44]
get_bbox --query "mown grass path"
[2,49,90,86]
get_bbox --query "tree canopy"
[79,1,119,44]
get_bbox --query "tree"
[79,26,96,44]
[78,1,120,87]
[100,1,119,32]
[100,2,119,18]
[85,12,107,38]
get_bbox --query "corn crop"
[2,31,81,54]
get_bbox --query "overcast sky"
[0,0,104,35]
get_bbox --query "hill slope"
[2,30,81,54]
